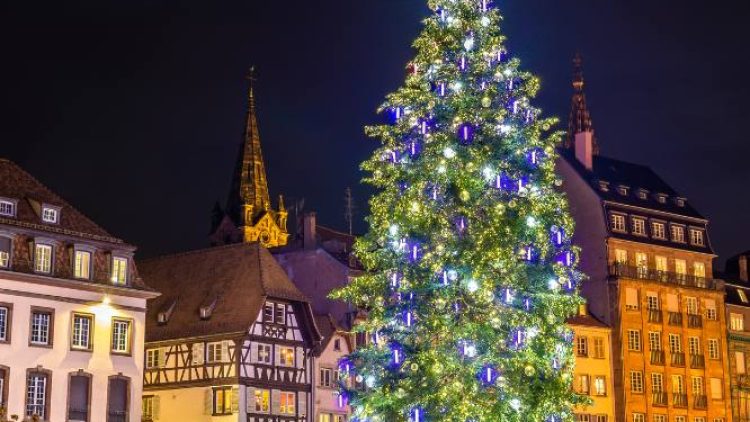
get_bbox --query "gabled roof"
[0,158,122,243]
[140,242,318,343]
[313,313,351,354]
[567,310,609,328]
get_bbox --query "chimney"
[740,255,748,283]
[578,303,588,316]
[575,131,594,170]
[304,212,317,250]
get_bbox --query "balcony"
[693,394,707,409]
[68,409,88,421]
[738,375,750,387]
[690,354,706,369]
[610,264,717,290]
[648,310,663,323]
[652,391,667,406]
[107,411,128,422]
[650,350,665,365]
[671,352,686,367]
[668,312,683,326]
[688,314,703,328]
[673,393,688,408]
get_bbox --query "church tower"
[564,53,599,155]
[211,69,289,248]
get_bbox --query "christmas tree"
[333,1,584,420]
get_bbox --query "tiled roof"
[567,312,609,328]
[140,242,318,343]
[0,158,121,242]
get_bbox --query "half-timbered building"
[139,242,321,422]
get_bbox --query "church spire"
[565,53,599,154]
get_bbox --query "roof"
[0,158,122,243]
[140,242,318,342]
[560,150,705,219]
[567,311,609,328]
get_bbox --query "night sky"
[1,1,748,268]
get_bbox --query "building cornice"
[0,269,159,300]
[605,237,718,258]
[602,200,708,224]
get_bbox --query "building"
[210,74,289,249]
[0,158,158,421]
[570,304,616,422]
[312,315,351,422]
[558,57,733,422]
[723,253,750,421]
[139,243,321,422]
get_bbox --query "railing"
[694,394,707,409]
[673,393,688,407]
[671,352,686,367]
[650,350,665,365]
[648,310,663,323]
[688,314,703,328]
[668,312,683,326]
[738,375,750,387]
[690,354,706,369]
[610,264,717,290]
[652,391,667,406]
[107,411,128,422]
[68,408,88,421]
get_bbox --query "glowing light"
[443,147,457,159]
[526,216,537,227]
[510,399,521,411]
[466,279,479,293]
[464,37,475,51]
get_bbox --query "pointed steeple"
[565,53,599,154]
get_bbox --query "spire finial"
[573,52,584,92]
[247,65,257,110]
[565,52,599,154]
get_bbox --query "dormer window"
[655,194,668,204]
[632,217,647,236]
[0,236,11,269]
[263,301,287,325]
[690,229,705,246]
[73,250,92,280]
[111,257,128,285]
[41,205,59,224]
[739,289,749,304]
[618,185,629,196]
[199,297,218,320]
[671,225,686,243]
[275,303,286,325]
[598,181,610,192]
[637,190,649,200]
[675,198,686,207]
[157,298,178,325]
[652,222,666,240]
[34,243,53,274]
[0,199,16,217]
[610,213,626,233]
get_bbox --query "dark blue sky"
[1,1,748,267]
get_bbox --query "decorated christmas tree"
[333,1,584,421]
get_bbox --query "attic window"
[41,205,60,224]
[598,181,610,192]
[157,298,178,325]
[655,194,668,204]
[675,198,686,207]
[200,297,219,320]
[739,289,749,304]
[617,185,629,196]
[637,190,649,200]
[0,198,16,217]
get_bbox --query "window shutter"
[296,347,305,369]
[246,387,256,413]
[710,378,723,399]
[272,389,281,414]
[192,343,205,365]
[231,386,240,413]
[737,352,747,374]
[666,294,678,312]
[222,340,232,363]
[250,342,258,363]
[298,391,307,416]
[153,396,161,421]
[158,348,166,368]
[275,346,282,366]
[204,388,213,415]
[625,288,638,308]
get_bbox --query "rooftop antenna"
[344,187,355,235]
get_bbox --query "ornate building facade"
[558,58,733,422]
[0,158,158,421]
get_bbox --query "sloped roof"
[567,311,609,328]
[140,242,317,342]
[0,158,121,243]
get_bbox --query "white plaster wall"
[314,332,350,420]
[0,275,147,421]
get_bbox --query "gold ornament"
[482,96,492,108]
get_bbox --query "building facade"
[312,316,351,422]
[0,158,158,421]
[570,305,616,422]
[723,253,750,422]
[139,243,321,422]
[558,58,733,422]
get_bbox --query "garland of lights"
[332,1,585,420]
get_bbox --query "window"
[625,288,639,310]
[30,309,53,346]
[321,368,333,387]
[257,343,272,364]
[611,214,626,232]
[635,252,648,273]
[653,416,666,422]
[652,222,666,239]
[627,330,641,351]
[731,313,745,331]
[71,313,93,351]
[649,332,662,351]
[107,377,130,422]
[207,341,228,363]
[34,243,53,274]
[68,373,91,422]
[593,337,605,359]
[669,334,682,353]
[279,346,295,366]
[111,318,131,354]
[632,414,644,422]
[0,305,10,342]
[688,337,700,355]
[647,293,659,310]
[705,299,717,320]
[672,375,685,394]
[632,218,646,236]
[594,376,606,396]
[675,259,687,277]
[655,256,668,273]
[686,297,698,315]
[41,206,59,223]
[111,257,128,285]
[0,236,11,268]
[212,386,233,415]
[142,396,160,421]
[577,336,589,357]
[0,367,7,408]
[74,250,92,280]
[675,417,686,422]
[671,225,686,243]
[694,418,705,422]
[280,391,296,415]
[264,302,274,322]
[652,373,664,392]
[253,388,270,413]
[577,374,590,395]
[576,414,590,422]
[618,185,629,196]
[691,229,705,246]
[710,378,723,399]
[708,339,720,360]
[691,376,704,395]
[738,289,749,304]
[737,351,747,374]
[146,349,164,369]
[656,194,667,204]
[334,339,342,351]
[26,371,49,419]
[615,249,628,265]
[630,371,644,393]
[0,199,15,217]
[694,262,706,279]
[275,304,286,325]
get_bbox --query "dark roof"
[140,242,319,343]
[567,311,609,328]
[560,150,705,219]
[0,158,122,243]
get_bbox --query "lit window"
[0,200,15,217]
[26,372,49,419]
[253,388,270,413]
[691,376,704,395]
[594,376,607,396]
[627,330,641,351]
[675,259,687,278]
[41,206,59,224]
[632,218,646,236]
[693,262,706,279]
[651,373,664,392]
[736,351,746,374]
[111,318,131,354]
[71,313,93,351]
[672,374,685,393]
[655,256,667,273]
[646,293,659,310]
[0,305,9,342]
[691,229,705,246]
[111,257,128,285]
[611,214,626,232]
[74,250,91,280]
[705,299,717,320]
[146,348,164,369]
[686,297,698,315]
[279,391,296,415]
[30,309,52,346]
[593,337,605,359]
[671,225,686,243]
[278,346,295,366]
[34,243,53,274]
[576,336,588,357]
[212,386,233,415]
[708,339,719,359]
[257,343,272,364]
[630,371,644,393]
[739,289,749,304]
[653,416,666,422]
[615,249,628,265]
[731,313,745,331]
[652,222,666,239]
[669,333,682,353]
[577,374,590,395]
[688,337,700,355]
[649,331,662,351]
[0,236,10,268]
[632,414,644,422]
[142,396,159,421]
